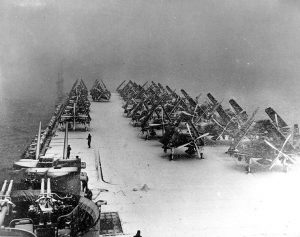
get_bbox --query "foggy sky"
[1,0,300,123]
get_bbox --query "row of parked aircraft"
[20,78,111,164]
[59,80,91,131]
[14,80,91,172]
[116,80,300,173]
[90,79,111,102]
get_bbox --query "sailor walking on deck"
[67,144,71,159]
[87,133,92,148]
[133,230,142,237]
[81,173,88,192]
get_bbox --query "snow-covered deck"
[46,93,300,237]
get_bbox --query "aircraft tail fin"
[229,99,248,122]
[265,107,288,128]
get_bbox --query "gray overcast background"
[1,0,300,123]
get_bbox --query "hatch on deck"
[100,212,123,236]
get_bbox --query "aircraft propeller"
[176,123,208,159]
[264,134,295,171]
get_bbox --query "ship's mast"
[56,72,64,105]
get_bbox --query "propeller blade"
[280,134,292,151]
[268,134,291,170]
[186,123,193,139]
[195,133,210,140]
[177,142,192,149]
[194,142,201,158]
[149,122,169,126]
[269,151,282,170]
[264,139,278,151]
[187,123,205,158]
[264,138,294,169]
[265,135,291,154]
[177,123,206,151]
[149,123,162,127]
[181,111,193,117]
[212,117,224,129]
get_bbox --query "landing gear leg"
[169,148,174,161]
[283,159,288,173]
[247,158,251,173]
[163,147,167,153]
[145,131,150,140]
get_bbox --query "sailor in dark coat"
[87,133,92,148]
[82,175,88,192]
[133,230,142,237]
[67,145,71,159]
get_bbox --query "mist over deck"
[45,93,300,237]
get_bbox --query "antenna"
[35,122,42,160]
[63,122,69,159]
[56,72,64,105]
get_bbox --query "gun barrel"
[5,180,13,196]
[47,178,51,196]
[41,178,45,195]
[0,180,7,195]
